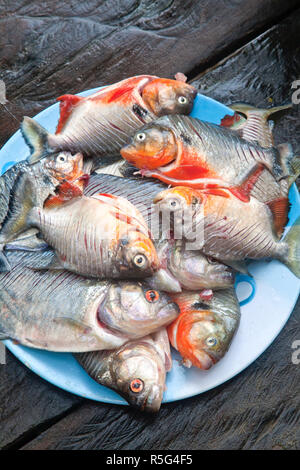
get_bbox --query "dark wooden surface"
[0,1,299,450]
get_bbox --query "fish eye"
[130,378,144,393]
[136,132,146,142]
[207,256,219,265]
[57,154,67,163]
[178,96,188,104]
[206,337,218,347]
[145,290,160,303]
[169,198,179,209]
[133,254,147,269]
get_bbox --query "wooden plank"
[0,351,83,449]
[21,10,300,450]
[0,0,298,148]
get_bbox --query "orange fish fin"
[45,181,83,208]
[56,94,82,133]
[267,197,290,238]
[220,113,242,127]
[229,163,266,202]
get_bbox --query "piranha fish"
[220,103,292,148]
[0,249,179,352]
[27,191,160,280]
[22,75,196,169]
[82,173,235,291]
[153,186,300,278]
[0,120,85,272]
[120,114,296,203]
[168,288,240,369]
[75,328,172,412]
[149,238,235,292]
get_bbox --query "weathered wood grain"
[21,303,300,450]
[0,351,83,449]
[0,0,298,148]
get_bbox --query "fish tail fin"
[21,117,52,165]
[282,216,300,278]
[56,94,82,134]
[0,250,11,272]
[230,103,292,120]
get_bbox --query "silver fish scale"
[33,196,149,279]
[0,250,108,342]
[160,114,280,182]
[53,98,155,157]
[199,212,286,261]
[84,173,165,227]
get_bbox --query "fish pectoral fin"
[21,117,52,164]
[230,163,266,202]
[224,260,251,275]
[0,251,11,272]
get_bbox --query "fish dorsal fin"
[266,197,290,238]
[56,94,82,133]
[21,117,51,165]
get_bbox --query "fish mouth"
[135,385,163,413]
[157,301,180,321]
[193,349,215,370]
[215,269,235,284]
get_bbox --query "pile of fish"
[0,74,299,412]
